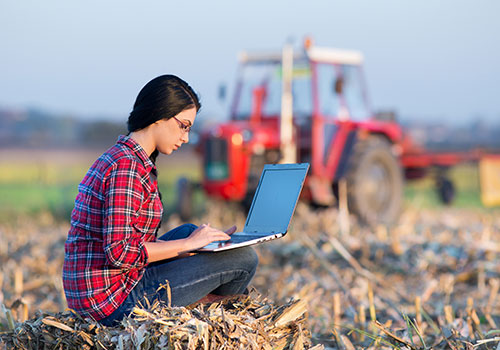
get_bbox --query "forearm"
[144,239,193,263]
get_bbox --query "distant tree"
[78,120,126,148]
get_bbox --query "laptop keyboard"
[214,234,267,244]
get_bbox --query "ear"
[152,119,166,127]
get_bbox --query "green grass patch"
[0,153,203,222]
[404,163,483,208]
[0,183,78,222]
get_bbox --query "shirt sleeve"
[102,158,149,270]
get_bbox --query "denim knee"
[176,223,197,235]
[158,223,198,241]
[182,223,198,230]
[234,246,259,275]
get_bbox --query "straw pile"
[0,290,321,350]
[2,202,500,349]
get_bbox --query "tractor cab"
[233,47,371,123]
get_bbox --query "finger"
[196,227,231,242]
[195,223,211,233]
[211,232,231,241]
[193,224,206,232]
[224,225,237,235]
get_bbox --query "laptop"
[198,163,309,252]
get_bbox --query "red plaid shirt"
[63,135,163,320]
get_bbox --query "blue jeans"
[100,224,258,326]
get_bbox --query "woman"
[63,75,259,326]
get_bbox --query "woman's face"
[153,107,197,155]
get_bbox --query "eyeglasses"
[172,116,192,133]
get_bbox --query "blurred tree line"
[402,118,500,152]
[1,107,499,151]
[0,108,127,149]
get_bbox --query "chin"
[158,148,172,155]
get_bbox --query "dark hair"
[127,74,201,163]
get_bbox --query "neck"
[129,130,155,156]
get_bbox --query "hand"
[225,225,237,235]
[185,224,231,250]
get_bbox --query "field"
[0,148,488,221]
[1,148,500,349]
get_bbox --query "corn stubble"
[1,203,500,349]
[1,291,317,350]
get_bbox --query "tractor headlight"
[231,133,243,146]
[231,129,253,146]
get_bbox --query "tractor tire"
[176,177,194,221]
[345,136,403,225]
[436,175,455,205]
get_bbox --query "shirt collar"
[117,135,156,173]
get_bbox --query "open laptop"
[198,163,309,252]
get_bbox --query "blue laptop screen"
[244,165,308,234]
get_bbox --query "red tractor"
[178,40,488,224]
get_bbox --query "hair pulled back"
[127,74,200,133]
[127,75,200,164]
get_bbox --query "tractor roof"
[238,46,364,65]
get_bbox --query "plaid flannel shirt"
[63,135,163,320]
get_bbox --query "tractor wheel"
[436,175,455,205]
[176,177,194,221]
[345,136,403,225]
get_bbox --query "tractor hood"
[200,119,281,201]
[203,119,281,151]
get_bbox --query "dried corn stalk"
[0,292,318,350]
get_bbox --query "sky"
[1,0,499,125]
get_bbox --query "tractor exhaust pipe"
[280,42,296,164]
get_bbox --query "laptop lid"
[243,163,309,235]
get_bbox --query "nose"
[181,132,189,144]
